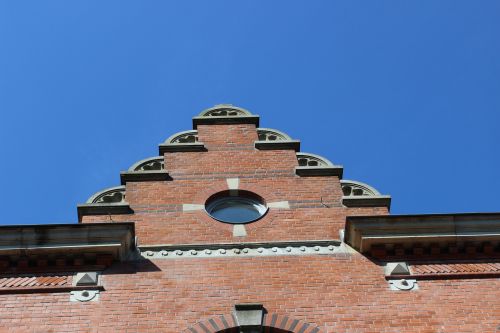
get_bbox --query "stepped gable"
[0,104,499,332]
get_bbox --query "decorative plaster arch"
[199,104,253,117]
[86,186,126,204]
[340,179,381,197]
[296,152,334,167]
[257,128,293,141]
[163,130,199,144]
[184,312,324,333]
[127,156,164,172]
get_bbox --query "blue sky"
[0,1,499,225]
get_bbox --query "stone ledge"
[345,212,500,257]
[342,195,391,208]
[0,285,104,295]
[77,203,133,221]
[254,140,300,151]
[0,223,135,265]
[388,272,500,280]
[120,170,172,184]
[159,142,206,154]
[192,115,260,129]
[295,166,343,177]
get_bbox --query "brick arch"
[184,313,324,333]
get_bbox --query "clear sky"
[0,1,499,225]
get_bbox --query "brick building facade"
[0,105,499,332]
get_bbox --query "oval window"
[205,191,267,224]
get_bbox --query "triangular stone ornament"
[385,262,410,276]
[74,272,98,286]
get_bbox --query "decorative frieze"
[341,180,379,197]
[193,105,260,128]
[138,241,343,260]
[78,186,133,220]
[340,180,391,208]
[90,187,126,204]
[257,128,291,142]
[255,128,300,151]
[130,157,165,171]
[120,157,170,184]
[159,130,205,153]
[168,130,199,144]
[297,153,331,167]
[295,152,344,177]
[199,105,251,117]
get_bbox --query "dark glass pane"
[206,197,266,224]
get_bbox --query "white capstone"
[267,201,290,209]
[233,224,247,237]
[226,178,239,190]
[182,204,205,212]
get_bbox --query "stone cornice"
[254,140,301,151]
[0,223,135,266]
[158,142,206,154]
[120,170,172,184]
[77,203,133,222]
[342,195,391,208]
[295,166,344,177]
[192,115,260,129]
[345,213,500,259]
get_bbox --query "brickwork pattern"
[0,255,499,332]
[82,123,387,245]
[411,261,500,275]
[185,312,324,333]
[0,275,70,289]
[5,119,495,332]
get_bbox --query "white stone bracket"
[70,289,100,302]
[389,279,418,291]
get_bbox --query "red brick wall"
[82,123,388,245]
[9,121,495,332]
[0,255,498,332]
